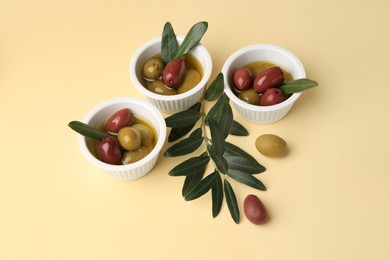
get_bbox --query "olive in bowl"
[71,97,166,181]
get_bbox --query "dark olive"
[233,67,253,91]
[105,108,134,133]
[132,123,154,147]
[122,146,149,164]
[162,58,187,88]
[146,80,177,95]
[117,127,142,151]
[253,66,284,93]
[243,194,268,225]
[98,137,122,165]
[259,88,285,106]
[238,88,260,105]
[177,69,201,94]
[143,58,164,80]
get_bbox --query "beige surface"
[1,0,389,259]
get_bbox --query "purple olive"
[105,108,134,133]
[243,194,268,225]
[162,58,187,88]
[259,88,285,106]
[98,137,122,165]
[233,67,253,91]
[253,66,284,93]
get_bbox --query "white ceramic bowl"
[78,97,167,181]
[222,44,306,124]
[129,35,212,114]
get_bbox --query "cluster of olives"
[96,108,155,165]
[142,55,201,95]
[232,65,290,106]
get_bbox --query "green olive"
[146,80,177,95]
[238,88,260,105]
[122,146,149,164]
[132,123,154,147]
[255,134,287,157]
[118,127,142,151]
[143,58,164,80]
[177,69,201,94]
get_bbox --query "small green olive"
[177,69,201,94]
[146,80,177,95]
[122,146,149,164]
[118,127,142,151]
[143,58,164,80]
[238,88,260,105]
[255,134,287,157]
[132,123,154,147]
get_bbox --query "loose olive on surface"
[118,127,142,151]
[162,58,187,88]
[255,134,287,157]
[233,67,253,91]
[143,58,164,80]
[122,146,149,164]
[132,123,154,147]
[98,137,122,165]
[253,66,285,93]
[238,88,260,105]
[259,88,285,106]
[146,80,177,95]
[177,69,201,94]
[243,194,268,225]
[105,108,134,133]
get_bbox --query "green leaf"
[168,102,201,142]
[224,179,240,224]
[182,166,206,197]
[212,172,223,218]
[224,141,259,164]
[164,128,203,157]
[161,22,179,64]
[204,73,224,101]
[207,117,225,155]
[207,145,228,174]
[227,169,267,191]
[207,93,229,124]
[279,78,319,94]
[175,21,208,59]
[185,170,218,201]
[165,110,201,128]
[229,120,249,136]
[169,153,210,176]
[224,155,266,174]
[68,121,110,141]
[218,101,233,139]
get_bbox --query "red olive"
[233,67,253,91]
[162,58,187,88]
[253,66,285,93]
[259,88,285,106]
[243,194,268,225]
[105,108,134,133]
[98,137,122,165]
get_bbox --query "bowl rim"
[129,35,212,101]
[222,44,306,112]
[77,96,167,171]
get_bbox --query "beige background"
[1,0,389,259]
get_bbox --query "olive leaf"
[68,121,110,141]
[211,172,223,218]
[207,93,229,124]
[204,72,224,101]
[182,165,206,197]
[174,21,208,59]
[224,141,260,165]
[207,145,228,174]
[168,102,201,142]
[169,153,210,176]
[185,170,219,201]
[224,179,240,224]
[279,78,319,94]
[229,120,249,136]
[161,22,179,64]
[224,155,266,174]
[218,100,233,139]
[164,128,203,157]
[227,169,267,191]
[165,109,201,128]
[207,116,225,155]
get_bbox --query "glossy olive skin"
[117,127,142,151]
[259,88,285,106]
[238,88,260,105]
[253,66,285,93]
[132,123,154,147]
[255,134,287,157]
[233,67,253,91]
[177,69,201,94]
[162,58,187,88]
[98,137,122,165]
[105,108,134,133]
[146,80,177,95]
[122,146,149,164]
[244,194,268,225]
[143,58,164,80]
